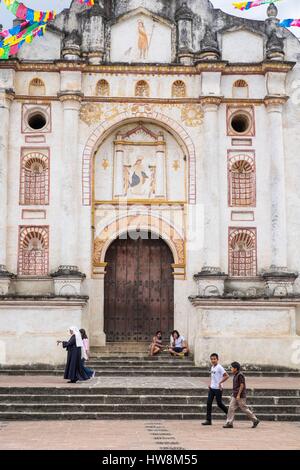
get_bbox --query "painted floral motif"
[80,103,103,125]
[181,104,204,127]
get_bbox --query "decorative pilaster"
[53,91,85,292]
[114,134,124,197]
[263,96,298,292]
[195,96,225,296]
[0,89,15,294]
[155,135,165,198]
[201,96,222,270]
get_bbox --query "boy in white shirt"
[202,353,229,426]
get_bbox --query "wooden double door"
[104,232,174,342]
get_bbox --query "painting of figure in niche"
[138,20,149,59]
[110,13,172,63]
[124,156,156,199]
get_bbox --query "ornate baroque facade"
[1,0,300,367]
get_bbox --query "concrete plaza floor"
[0,375,299,450]
[0,419,299,450]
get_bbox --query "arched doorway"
[104,232,174,342]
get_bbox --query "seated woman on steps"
[57,326,90,383]
[168,330,189,358]
[149,330,164,356]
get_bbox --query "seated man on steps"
[149,330,164,356]
[168,330,189,357]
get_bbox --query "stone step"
[1,368,300,377]
[86,359,196,373]
[1,394,300,405]
[0,411,298,421]
[1,387,299,397]
[1,403,299,414]
[87,359,195,365]
[91,343,152,354]
[0,369,203,377]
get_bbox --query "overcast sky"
[0,0,299,37]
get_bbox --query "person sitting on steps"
[168,330,189,357]
[149,330,164,356]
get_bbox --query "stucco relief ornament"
[181,104,204,127]
[131,104,153,115]
[80,103,103,125]
[93,238,106,264]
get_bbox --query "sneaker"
[178,352,185,358]
[201,421,212,426]
[223,423,233,428]
[252,419,260,428]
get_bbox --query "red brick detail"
[229,227,257,277]
[82,111,196,206]
[228,150,256,207]
[18,226,49,276]
[20,150,49,206]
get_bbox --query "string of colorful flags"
[233,0,282,11]
[0,0,94,59]
[232,0,300,29]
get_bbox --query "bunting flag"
[0,0,94,59]
[0,20,31,38]
[0,0,57,59]
[0,21,47,59]
[77,0,95,6]
[278,19,300,28]
[233,0,282,10]
[2,0,56,22]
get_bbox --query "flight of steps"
[1,353,300,377]
[0,386,299,421]
[1,346,299,421]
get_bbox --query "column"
[52,92,85,294]
[201,97,222,272]
[194,97,227,297]
[263,97,297,295]
[114,142,124,197]
[265,97,288,270]
[155,141,165,198]
[0,89,14,294]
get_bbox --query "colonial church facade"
[1,0,300,368]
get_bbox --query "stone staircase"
[1,353,300,377]
[0,386,299,421]
[1,348,300,421]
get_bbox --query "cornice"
[0,59,296,76]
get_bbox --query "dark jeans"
[81,358,94,379]
[206,388,228,422]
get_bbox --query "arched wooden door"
[104,232,174,342]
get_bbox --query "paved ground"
[0,420,299,450]
[0,375,299,389]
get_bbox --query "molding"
[189,296,300,308]
[0,297,89,307]
[264,95,289,107]
[0,60,295,76]
[58,92,84,103]
[0,89,15,102]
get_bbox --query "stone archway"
[81,107,196,206]
[93,213,185,279]
[104,231,174,343]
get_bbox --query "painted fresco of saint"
[130,158,149,195]
[138,20,149,59]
